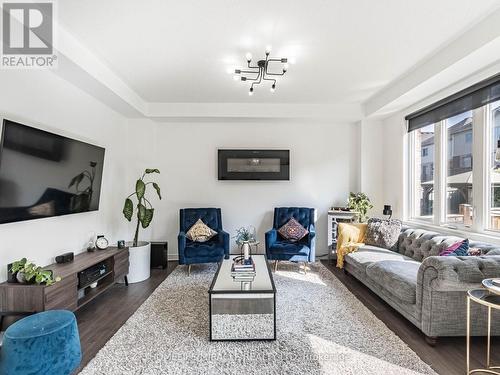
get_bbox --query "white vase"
[242,242,250,260]
[125,241,151,283]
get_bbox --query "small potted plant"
[348,192,374,223]
[9,258,61,286]
[234,226,256,260]
[122,168,162,283]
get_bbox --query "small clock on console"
[95,235,109,250]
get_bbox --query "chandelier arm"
[247,61,260,69]
[265,72,285,76]
[240,69,259,75]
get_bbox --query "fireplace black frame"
[218,149,290,180]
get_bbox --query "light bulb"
[283,63,289,71]
[249,87,254,96]
[270,84,276,93]
[245,52,252,62]
[233,75,239,81]
[226,67,233,74]
[265,45,272,55]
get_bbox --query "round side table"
[467,288,500,374]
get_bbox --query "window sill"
[404,219,500,246]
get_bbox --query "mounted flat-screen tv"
[0,119,105,224]
[218,149,290,180]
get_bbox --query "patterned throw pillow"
[186,219,217,242]
[278,218,309,242]
[364,218,402,250]
[440,239,469,256]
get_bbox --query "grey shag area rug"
[80,262,437,375]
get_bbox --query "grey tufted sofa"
[343,226,500,345]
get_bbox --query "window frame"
[407,106,494,234]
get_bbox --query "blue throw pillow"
[449,239,469,256]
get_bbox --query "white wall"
[0,69,141,282]
[148,120,360,259]
[359,119,385,218]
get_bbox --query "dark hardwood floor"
[73,260,497,375]
[74,262,177,372]
[321,260,499,375]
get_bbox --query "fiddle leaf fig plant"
[123,169,162,247]
[348,192,373,223]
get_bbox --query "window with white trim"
[407,74,500,233]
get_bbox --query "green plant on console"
[348,192,373,223]
[10,258,61,286]
[123,169,162,247]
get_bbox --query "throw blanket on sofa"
[336,223,367,268]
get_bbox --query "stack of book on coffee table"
[231,256,256,281]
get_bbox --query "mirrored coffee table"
[208,255,276,341]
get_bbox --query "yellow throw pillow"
[186,219,218,242]
[337,222,367,251]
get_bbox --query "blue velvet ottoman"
[0,310,82,375]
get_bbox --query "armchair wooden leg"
[188,264,191,276]
[274,260,278,272]
[303,262,308,275]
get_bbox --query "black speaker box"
[151,241,168,269]
[55,252,74,264]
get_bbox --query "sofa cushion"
[269,241,310,256]
[184,241,224,258]
[345,245,414,272]
[365,218,402,250]
[366,260,420,304]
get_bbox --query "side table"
[466,288,500,374]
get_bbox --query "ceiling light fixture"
[234,47,288,95]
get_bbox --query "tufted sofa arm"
[417,255,500,337]
[418,255,500,290]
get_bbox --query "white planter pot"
[125,241,151,283]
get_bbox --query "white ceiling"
[58,0,500,106]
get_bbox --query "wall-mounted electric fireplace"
[218,149,290,180]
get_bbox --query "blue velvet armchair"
[178,208,230,275]
[265,207,316,271]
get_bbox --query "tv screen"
[0,119,105,224]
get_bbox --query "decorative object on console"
[87,231,96,252]
[95,235,109,250]
[117,240,126,249]
[55,252,74,264]
[278,218,309,242]
[218,149,290,180]
[9,258,61,285]
[186,219,218,242]
[364,218,402,250]
[233,45,288,95]
[383,205,393,219]
[347,192,373,223]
